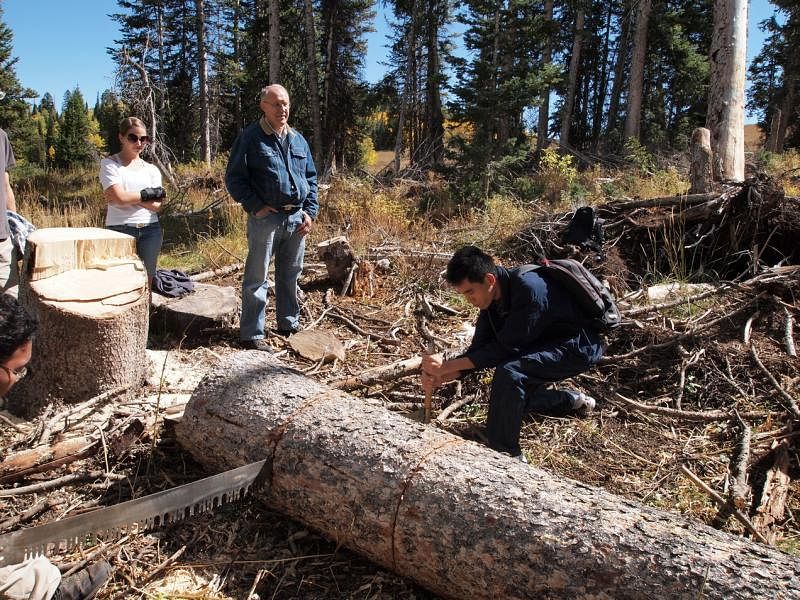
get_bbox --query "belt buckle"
[135,223,147,229]
[282,204,296,212]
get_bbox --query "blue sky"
[4,0,780,122]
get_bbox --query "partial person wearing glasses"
[99,117,166,283]
[225,84,319,352]
[0,294,113,600]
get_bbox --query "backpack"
[562,206,605,253]
[516,258,622,330]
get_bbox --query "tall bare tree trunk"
[560,8,584,146]
[269,0,280,83]
[606,0,631,136]
[425,0,445,167]
[536,0,554,153]
[232,0,243,133]
[623,0,651,141]
[303,0,323,167]
[775,53,798,152]
[394,5,417,175]
[707,0,747,182]
[591,5,613,149]
[195,0,211,166]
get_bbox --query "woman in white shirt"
[98,117,165,281]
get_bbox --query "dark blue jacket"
[464,266,603,370]
[225,122,319,219]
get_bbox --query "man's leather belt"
[280,204,302,213]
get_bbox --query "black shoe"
[275,326,301,337]
[52,560,112,600]
[240,339,273,352]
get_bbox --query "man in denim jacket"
[225,84,319,351]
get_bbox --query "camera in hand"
[140,187,166,201]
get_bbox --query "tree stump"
[689,127,713,193]
[150,283,239,338]
[176,352,800,600]
[7,228,149,418]
[316,236,355,285]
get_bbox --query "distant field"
[744,123,764,151]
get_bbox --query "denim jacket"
[464,266,603,370]
[225,122,319,219]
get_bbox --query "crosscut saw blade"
[0,459,267,566]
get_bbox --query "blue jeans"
[107,223,162,280]
[240,210,305,341]
[486,331,602,456]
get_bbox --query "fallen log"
[150,283,239,338]
[176,352,800,600]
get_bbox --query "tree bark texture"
[689,127,714,193]
[560,9,584,146]
[536,0,554,153]
[302,0,324,167]
[268,0,280,83]
[176,352,800,600]
[195,0,211,165]
[707,0,747,182]
[623,0,651,141]
[605,0,631,135]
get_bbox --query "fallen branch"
[0,497,61,533]
[109,544,186,600]
[0,436,98,484]
[679,465,770,545]
[190,262,244,282]
[38,385,128,445]
[435,396,475,422]
[331,356,422,390]
[611,393,768,422]
[0,471,126,497]
[751,441,792,545]
[749,345,800,419]
[325,309,400,346]
[784,307,796,357]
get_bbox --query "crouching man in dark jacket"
[421,246,603,459]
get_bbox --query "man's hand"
[298,211,314,235]
[141,200,162,213]
[254,205,278,218]
[421,353,444,375]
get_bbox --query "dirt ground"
[1,178,798,599]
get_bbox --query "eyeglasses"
[126,133,150,144]
[0,364,29,381]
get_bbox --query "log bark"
[689,127,714,193]
[176,352,800,600]
[150,283,239,338]
[8,228,148,417]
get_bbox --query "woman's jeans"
[107,222,162,280]
[240,210,305,341]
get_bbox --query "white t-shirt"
[99,156,162,226]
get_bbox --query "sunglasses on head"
[126,133,150,144]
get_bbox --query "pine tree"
[0,4,38,164]
[55,89,96,167]
[95,90,128,156]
